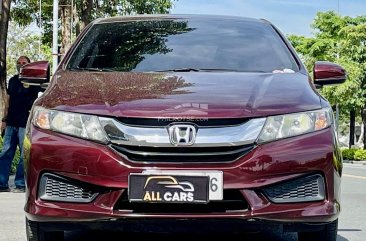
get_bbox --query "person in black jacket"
[0,56,41,192]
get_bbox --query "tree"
[0,0,11,116]
[6,22,52,78]
[60,0,72,54]
[288,11,366,148]
[11,0,178,55]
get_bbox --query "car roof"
[94,14,268,25]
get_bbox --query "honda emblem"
[168,124,197,146]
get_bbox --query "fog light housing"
[262,174,325,203]
[38,173,99,203]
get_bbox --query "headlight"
[33,107,108,143]
[258,108,333,143]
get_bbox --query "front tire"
[26,218,64,241]
[298,219,338,241]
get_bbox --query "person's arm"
[2,76,14,132]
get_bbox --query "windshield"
[67,17,299,73]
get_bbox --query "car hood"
[38,70,321,118]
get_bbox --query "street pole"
[336,104,339,135]
[38,0,42,55]
[350,110,355,148]
[363,109,366,149]
[52,0,58,74]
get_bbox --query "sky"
[171,0,366,36]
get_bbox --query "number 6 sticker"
[206,172,223,200]
[210,177,218,192]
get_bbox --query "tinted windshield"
[67,17,299,73]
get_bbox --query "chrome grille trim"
[262,174,325,203]
[110,144,255,163]
[38,173,99,203]
[99,117,266,147]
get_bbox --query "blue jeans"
[0,126,25,189]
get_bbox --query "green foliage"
[354,149,366,161]
[127,0,175,14]
[10,0,178,48]
[320,60,366,112]
[10,151,20,173]
[341,148,358,160]
[341,147,366,160]
[288,11,366,119]
[6,22,52,78]
[10,0,43,26]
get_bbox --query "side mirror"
[19,61,50,86]
[313,61,346,86]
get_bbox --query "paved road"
[1,163,365,241]
[338,163,366,241]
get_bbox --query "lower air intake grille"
[114,189,249,213]
[39,173,99,203]
[262,174,325,203]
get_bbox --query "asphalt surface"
[0,163,365,241]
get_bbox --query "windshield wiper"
[69,67,114,72]
[155,68,200,72]
[154,68,242,72]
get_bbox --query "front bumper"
[28,218,331,234]
[24,127,342,225]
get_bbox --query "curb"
[343,160,366,165]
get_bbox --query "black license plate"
[129,174,209,203]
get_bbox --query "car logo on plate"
[143,176,195,202]
[144,176,195,192]
[168,124,197,146]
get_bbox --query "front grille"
[111,144,255,163]
[262,174,325,203]
[38,173,99,203]
[115,189,249,213]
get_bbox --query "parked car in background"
[21,14,346,241]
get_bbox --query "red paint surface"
[20,61,49,80]
[314,61,346,81]
[36,71,322,119]
[25,127,341,223]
